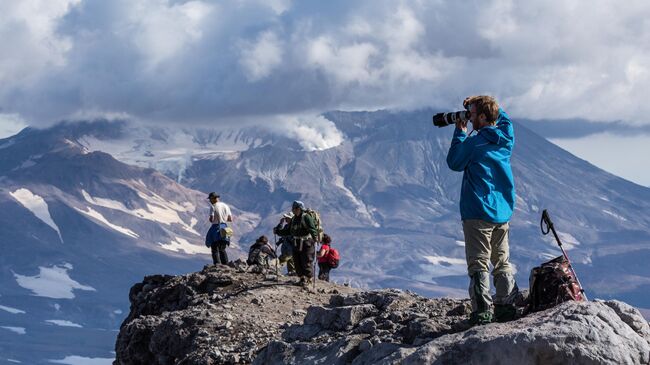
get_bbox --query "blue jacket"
[205,223,230,247]
[446,109,515,224]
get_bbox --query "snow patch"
[45,319,83,328]
[1,326,25,335]
[75,206,139,238]
[332,175,379,227]
[14,264,96,299]
[158,237,211,255]
[418,255,467,279]
[556,232,581,250]
[454,240,465,247]
[539,252,559,260]
[81,189,199,235]
[9,188,63,243]
[80,126,252,178]
[0,304,26,314]
[49,356,114,365]
[603,209,627,222]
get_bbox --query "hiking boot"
[494,304,517,323]
[468,311,493,326]
[295,277,305,286]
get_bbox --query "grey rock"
[354,318,377,334]
[599,299,650,342]
[282,323,324,342]
[358,339,373,352]
[351,343,411,365]
[305,304,379,330]
[400,301,650,365]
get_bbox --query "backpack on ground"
[326,247,340,268]
[528,255,585,312]
[301,208,324,242]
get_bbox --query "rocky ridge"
[115,264,650,365]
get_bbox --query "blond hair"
[469,95,499,124]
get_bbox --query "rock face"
[114,262,356,364]
[115,265,650,365]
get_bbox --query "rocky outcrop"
[258,291,650,364]
[114,262,356,364]
[115,264,650,365]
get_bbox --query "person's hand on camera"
[455,118,468,133]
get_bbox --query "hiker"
[317,234,339,282]
[446,95,519,325]
[275,213,296,275]
[273,200,318,287]
[247,235,277,269]
[204,192,233,265]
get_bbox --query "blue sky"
[0,0,649,186]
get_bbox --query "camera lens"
[432,110,469,128]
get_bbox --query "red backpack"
[528,255,585,312]
[326,248,340,268]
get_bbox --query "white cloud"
[272,114,344,151]
[0,113,28,138]
[240,31,283,81]
[124,0,214,69]
[14,263,96,299]
[2,0,650,125]
[0,0,80,88]
[307,37,378,84]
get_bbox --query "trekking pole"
[274,233,279,281]
[541,209,588,300]
[313,239,318,291]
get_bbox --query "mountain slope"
[0,124,257,364]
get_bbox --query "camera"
[432,110,470,128]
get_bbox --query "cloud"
[2,0,650,127]
[239,31,284,81]
[0,113,28,138]
[265,114,344,151]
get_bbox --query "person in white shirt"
[205,192,233,265]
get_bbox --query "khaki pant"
[463,219,517,312]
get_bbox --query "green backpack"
[301,208,324,242]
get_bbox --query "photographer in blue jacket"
[446,95,519,325]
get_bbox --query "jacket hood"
[479,126,513,148]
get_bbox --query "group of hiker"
[205,197,340,288]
